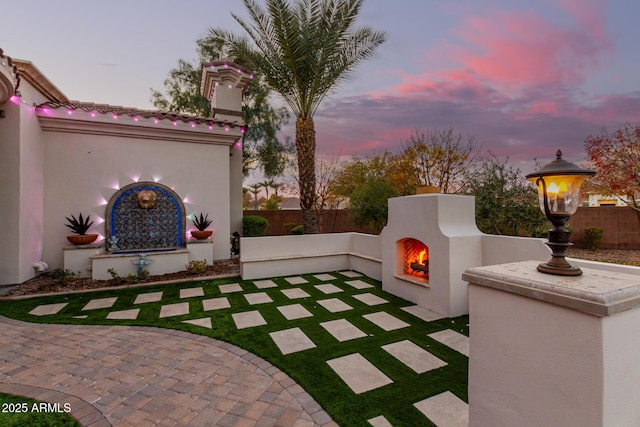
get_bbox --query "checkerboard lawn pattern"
[0,272,469,427]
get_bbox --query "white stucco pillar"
[463,261,640,427]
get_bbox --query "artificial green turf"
[0,273,469,427]
[0,392,80,427]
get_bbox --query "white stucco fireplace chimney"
[380,194,483,317]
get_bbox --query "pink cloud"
[387,1,611,99]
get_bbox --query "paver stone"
[277,304,313,320]
[29,303,68,316]
[134,292,163,304]
[281,288,310,300]
[320,319,367,342]
[363,312,410,331]
[414,391,469,427]
[314,284,343,294]
[202,297,231,311]
[344,280,373,289]
[219,283,243,294]
[183,318,212,329]
[232,310,267,329]
[382,340,447,373]
[428,329,470,357]
[82,297,118,311]
[106,309,140,320]
[327,353,392,394]
[353,293,388,306]
[244,292,274,305]
[159,302,190,318]
[180,287,205,299]
[270,327,316,355]
[317,298,352,313]
[284,276,308,285]
[253,279,278,289]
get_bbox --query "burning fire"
[417,249,428,264]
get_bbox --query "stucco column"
[463,261,640,427]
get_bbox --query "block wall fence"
[244,206,640,249]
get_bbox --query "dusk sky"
[3,0,639,169]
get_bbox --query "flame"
[417,249,428,264]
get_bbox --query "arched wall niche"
[105,182,186,253]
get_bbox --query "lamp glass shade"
[527,174,588,216]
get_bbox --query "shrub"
[187,260,208,275]
[584,227,604,250]
[348,178,399,234]
[291,225,304,235]
[46,268,78,285]
[283,222,297,234]
[243,216,269,237]
[107,268,126,284]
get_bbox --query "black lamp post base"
[539,227,583,276]
[537,261,582,276]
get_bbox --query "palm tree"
[212,0,386,233]
[247,183,264,209]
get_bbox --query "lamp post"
[526,150,595,276]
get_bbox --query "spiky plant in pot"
[191,213,213,239]
[65,213,98,245]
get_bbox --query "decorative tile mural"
[106,182,186,252]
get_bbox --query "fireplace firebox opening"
[396,238,430,286]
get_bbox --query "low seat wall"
[240,233,382,280]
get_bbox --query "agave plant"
[192,213,212,231]
[65,213,94,235]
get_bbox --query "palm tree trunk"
[296,115,318,233]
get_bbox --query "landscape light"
[526,150,596,276]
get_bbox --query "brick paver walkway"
[0,316,334,427]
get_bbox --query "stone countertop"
[463,260,640,316]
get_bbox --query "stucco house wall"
[40,123,235,271]
[0,51,250,285]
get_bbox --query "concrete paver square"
[402,305,445,322]
[344,279,373,289]
[320,319,367,342]
[353,293,388,306]
[82,297,118,311]
[29,303,68,316]
[340,271,362,278]
[232,310,267,329]
[313,273,335,281]
[106,309,140,320]
[314,284,343,294]
[253,279,278,289]
[382,340,447,373]
[284,276,308,285]
[428,329,470,357]
[134,291,163,304]
[202,297,231,311]
[183,317,212,329]
[277,304,313,320]
[159,302,190,318]
[244,292,273,305]
[317,298,352,313]
[368,415,393,427]
[327,353,393,394]
[363,312,410,331]
[281,288,310,300]
[219,283,243,294]
[414,391,469,427]
[270,327,316,355]
[180,287,204,299]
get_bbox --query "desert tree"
[151,34,290,178]
[584,122,640,217]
